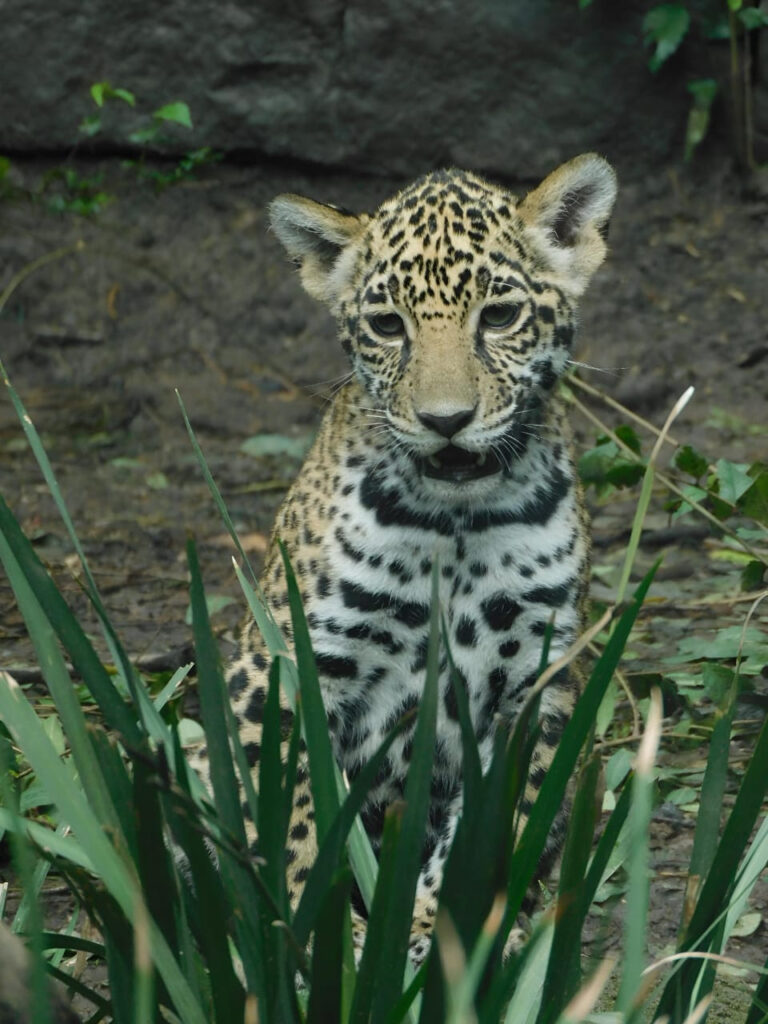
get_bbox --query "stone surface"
[0,0,710,178]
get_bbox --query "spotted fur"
[191,154,617,962]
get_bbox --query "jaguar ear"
[269,194,367,305]
[518,154,617,295]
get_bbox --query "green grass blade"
[537,752,602,1024]
[507,564,658,925]
[443,615,482,812]
[683,681,737,935]
[178,389,261,590]
[0,739,52,1024]
[0,675,208,1024]
[370,562,441,1023]
[187,538,246,847]
[0,495,142,747]
[656,706,768,1019]
[258,659,290,902]
[306,867,354,1024]
[187,538,270,1006]
[0,809,94,870]
[616,690,662,1015]
[166,727,245,1023]
[293,711,413,947]
[349,804,404,1024]
[280,542,340,843]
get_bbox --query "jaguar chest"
[290,449,587,816]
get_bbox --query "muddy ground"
[0,154,767,1017]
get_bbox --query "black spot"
[336,526,365,562]
[365,665,388,691]
[341,580,390,613]
[488,666,507,695]
[295,792,311,808]
[228,668,249,697]
[316,652,358,679]
[244,741,261,767]
[293,865,310,883]
[481,592,522,631]
[410,633,429,672]
[346,622,370,640]
[394,600,430,628]
[499,638,521,658]
[316,573,331,597]
[523,580,574,609]
[469,562,487,577]
[252,652,267,671]
[290,821,309,841]
[455,616,477,647]
[244,687,266,723]
[444,670,468,721]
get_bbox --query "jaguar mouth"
[420,444,503,483]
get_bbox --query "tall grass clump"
[0,362,767,1023]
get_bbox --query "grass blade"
[0,495,142,747]
[306,867,354,1024]
[293,711,413,947]
[280,542,340,842]
[0,674,208,1024]
[537,752,602,1024]
[616,688,663,1015]
[370,562,441,1023]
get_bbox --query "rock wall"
[0,0,707,178]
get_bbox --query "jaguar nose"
[416,406,477,439]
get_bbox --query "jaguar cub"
[194,153,617,961]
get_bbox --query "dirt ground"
[0,154,767,1016]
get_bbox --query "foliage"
[0,83,221,216]
[579,0,768,166]
[0,365,767,1023]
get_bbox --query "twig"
[0,241,86,315]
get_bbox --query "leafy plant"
[1,361,767,1023]
[579,0,768,165]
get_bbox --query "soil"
[0,154,767,1018]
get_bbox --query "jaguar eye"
[368,312,405,338]
[480,302,522,329]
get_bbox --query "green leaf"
[240,433,313,461]
[675,444,709,479]
[145,471,169,490]
[128,126,160,145]
[742,560,767,591]
[615,423,642,454]
[715,458,754,505]
[153,102,193,128]
[89,82,135,107]
[685,78,718,162]
[739,7,768,28]
[670,482,708,520]
[90,82,108,107]
[78,114,102,138]
[643,4,691,71]
[184,593,236,625]
[739,471,768,525]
